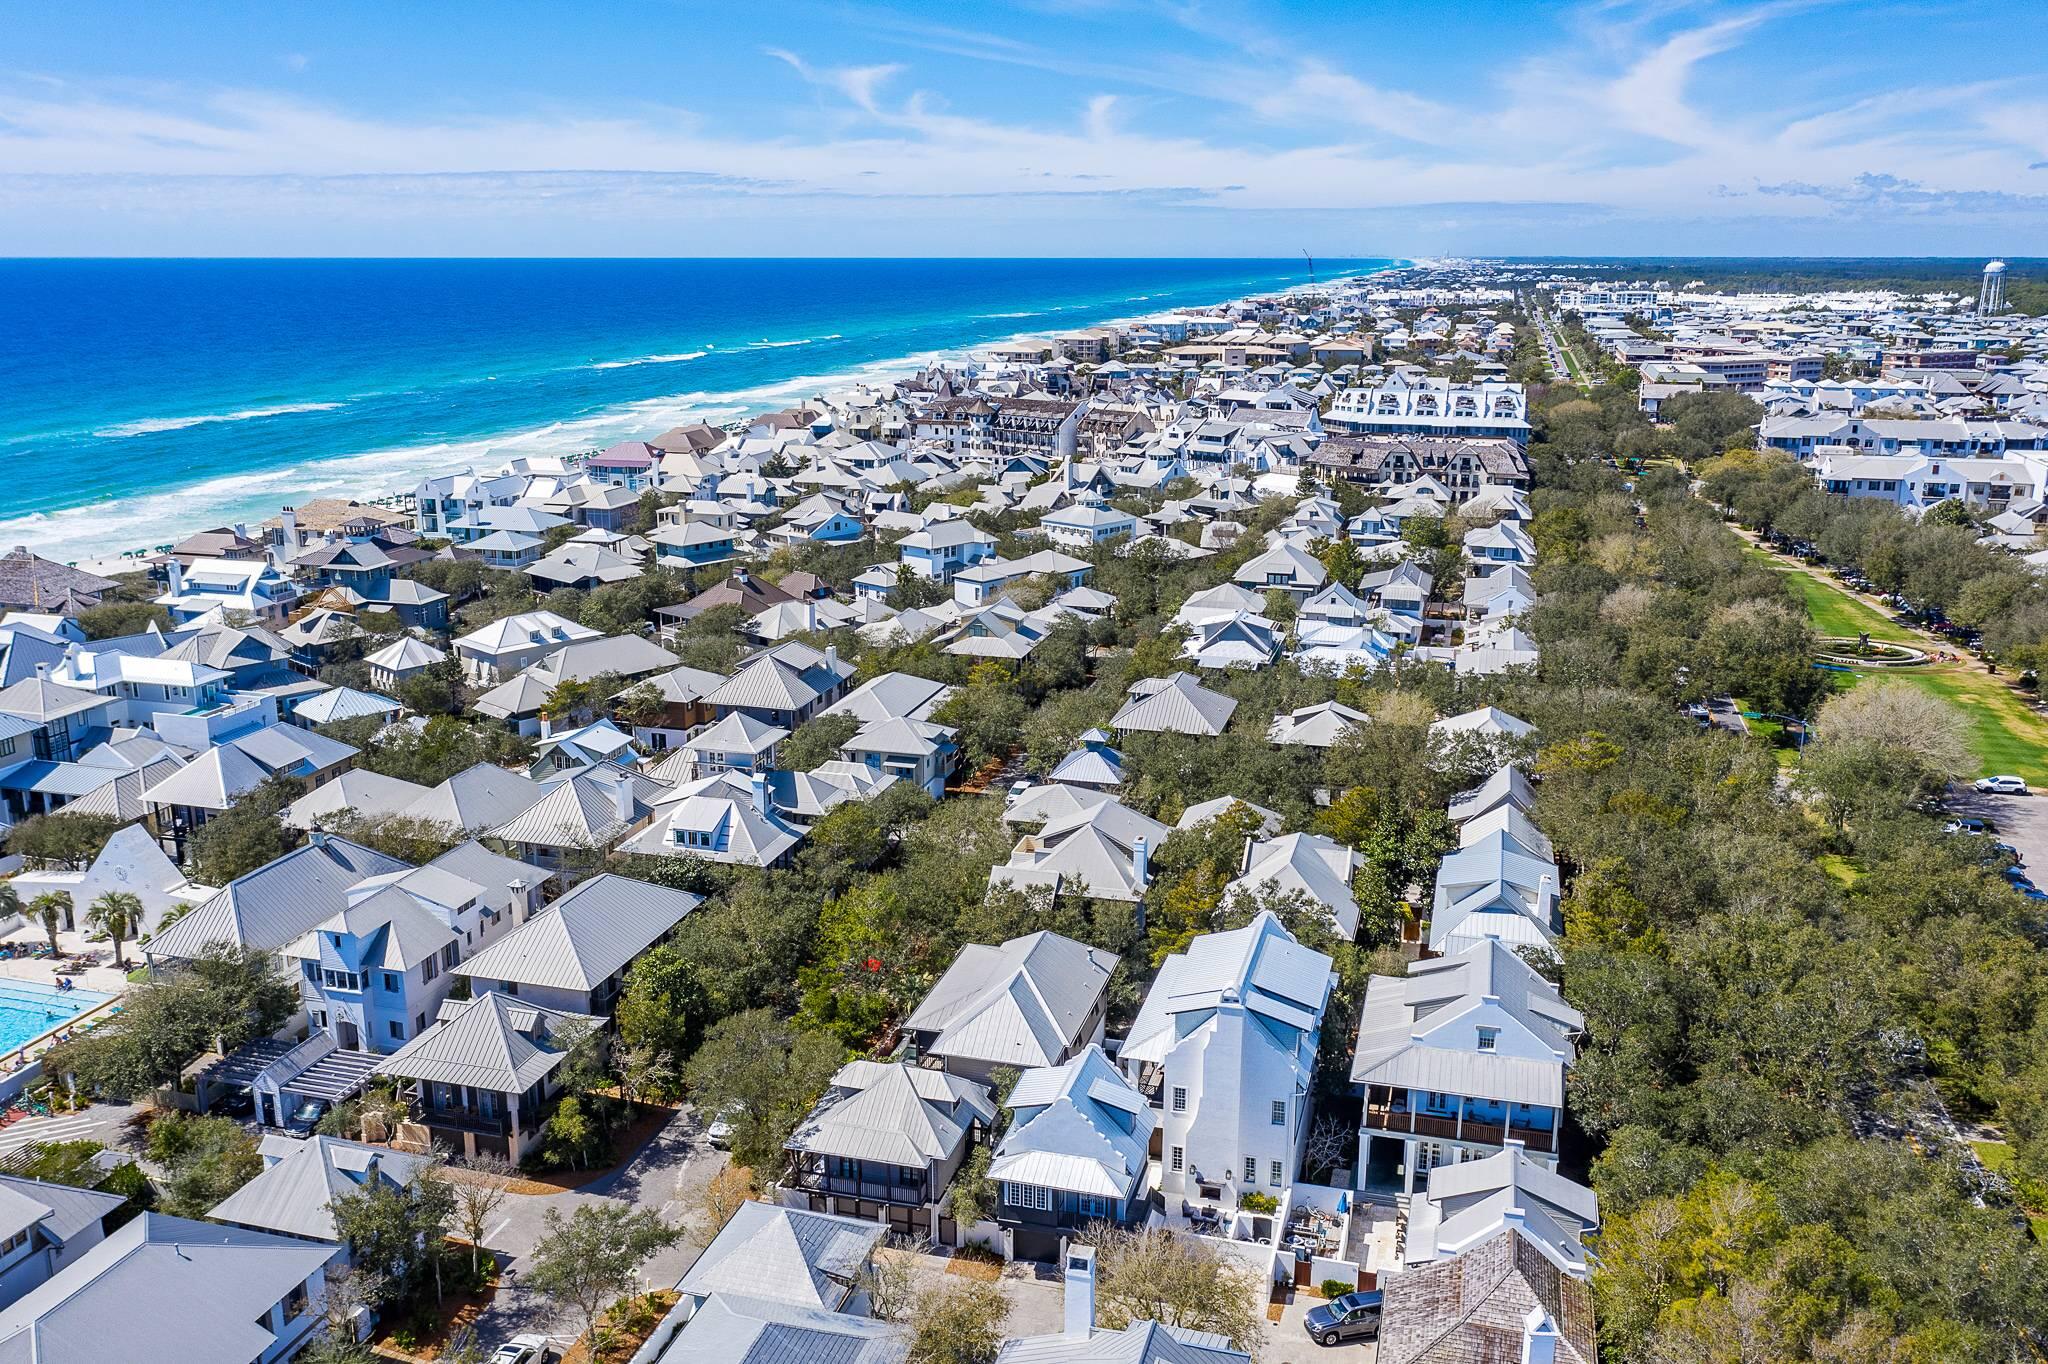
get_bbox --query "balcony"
[418,1104,512,1137]
[786,1161,928,1207]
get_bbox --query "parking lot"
[1944,788,2048,876]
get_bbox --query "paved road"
[463,1104,728,1353]
[1942,789,2048,872]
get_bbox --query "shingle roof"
[456,873,700,994]
[1377,1228,1595,1364]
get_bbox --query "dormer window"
[1477,1027,1499,1053]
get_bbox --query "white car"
[491,1337,557,1364]
[1974,775,2030,795]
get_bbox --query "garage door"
[1011,1227,1062,1263]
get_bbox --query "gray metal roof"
[656,1292,907,1364]
[786,1060,992,1168]
[0,1177,123,1248]
[402,763,548,832]
[1111,672,1237,736]
[457,873,700,994]
[207,1135,434,1242]
[146,835,410,961]
[374,992,598,1093]
[0,1212,339,1364]
[907,932,1117,1072]
[677,1202,881,1311]
[996,1321,1248,1364]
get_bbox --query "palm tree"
[85,891,142,969]
[27,892,70,959]
[0,881,18,927]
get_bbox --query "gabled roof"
[1350,940,1580,1107]
[0,1176,123,1249]
[1377,1227,1596,1364]
[906,932,1117,1071]
[1408,1146,1599,1273]
[145,834,411,961]
[1267,700,1370,748]
[0,1212,339,1364]
[1447,765,1535,823]
[402,762,547,832]
[661,1292,907,1364]
[820,671,954,725]
[991,1045,1154,1201]
[1227,833,1361,936]
[996,1319,1247,1364]
[1122,911,1333,1066]
[487,768,663,849]
[457,873,700,994]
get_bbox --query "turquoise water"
[0,257,1396,560]
[0,981,110,1054]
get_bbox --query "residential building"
[451,611,599,684]
[209,1134,436,1250]
[1110,672,1237,737]
[1119,912,1334,1201]
[0,1176,125,1312]
[783,1059,995,1240]
[905,931,1117,1085]
[1403,1145,1598,1276]
[1376,1228,1595,1364]
[0,1212,336,1364]
[375,991,602,1161]
[989,1047,1155,1262]
[456,872,701,1015]
[1352,941,1580,1192]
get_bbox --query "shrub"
[1238,1190,1279,1214]
[1320,1278,1353,1301]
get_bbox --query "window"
[388,1020,404,1041]
[1004,1183,1051,1212]
[382,972,399,993]
[1243,1157,1257,1183]
[1073,1193,1108,1219]
[1271,1160,1284,1186]
[1476,1027,1499,1053]
[321,969,362,992]
[421,955,437,984]
[1170,1146,1184,1172]
[1271,1100,1286,1126]
[1171,1087,1186,1113]
[415,1013,426,1033]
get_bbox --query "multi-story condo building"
[1324,374,1530,443]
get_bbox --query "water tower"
[1979,260,2007,315]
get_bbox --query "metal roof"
[457,873,700,994]
[146,835,410,961]
[207,1135,432,1242]
[785,1061,992,1168]
[677,1202,881,1312]
[907,932,1117,1072]
[0,1212,340,1364]
[375,992,598,1093]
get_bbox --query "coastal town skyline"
[5,0,2046,257]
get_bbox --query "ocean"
[0,257,1394,563]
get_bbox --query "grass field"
[1751,545,2048,785]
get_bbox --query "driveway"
[462,1104,728,1352]
[1262,1293,1378,1364]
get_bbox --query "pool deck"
[0,926,134,1073]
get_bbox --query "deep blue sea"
[0,258,1393,562]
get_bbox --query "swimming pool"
[0,982,113,1055]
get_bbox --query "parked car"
[1944,817,1990,835]
[491,1337,558,1364]
[1975,776,2030,795]
[283,1098,328,1134]
[1305,1290,1384,1347]
[704,1109,734,1150]
[1004,779,1034,806]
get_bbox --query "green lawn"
[1970,1141,2048,1239]
[1776,567,1914,642]
[1761,548,2048,785]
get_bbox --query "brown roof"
[1310,435,1529,480]
[1378,1229,1595,1364]
[655,568,797,621]
[652,424,727,455]
[262,499,408,534]
[0,547,119,613]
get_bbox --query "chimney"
[750,770,769,817]
[538,714,553,739]
[611,773,634,824]
[310,829,329,851]
[1537,872,1553,909]
[507,878,529,921]
[824,643,840,673]
[33,662,49,681]
[1521,1306,1560,1364]
[1132,836,1150,888]
[281,506,299,550]
[1062,1244,1097,1338]
[166,559,185,596]
[1240,835,1257,876]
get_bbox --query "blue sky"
[3,0,2045,256]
